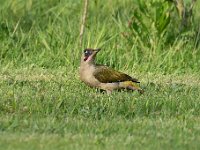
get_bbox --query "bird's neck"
[80,59,96,69]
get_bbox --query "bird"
[79,48,144,94]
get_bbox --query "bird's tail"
[120,81,144,94]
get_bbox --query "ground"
[0,68,200,150]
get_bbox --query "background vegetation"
[0,0,200,149]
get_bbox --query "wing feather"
[93,66,139,83]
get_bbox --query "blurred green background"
[0,0,199,73]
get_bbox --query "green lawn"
[0,0,200,149]
[0,69,200,149]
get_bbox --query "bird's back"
[93,65,139,83]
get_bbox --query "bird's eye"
[84,50,88,54]
[84,50,92,57]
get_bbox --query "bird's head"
[81,48,101,63]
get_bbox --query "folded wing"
[93,65,139,83]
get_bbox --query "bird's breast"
[79,65,100,87]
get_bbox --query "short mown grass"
[0,68,200,149]
[0,0,200,149]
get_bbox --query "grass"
[0,68,200,149]
[0,0,200,149]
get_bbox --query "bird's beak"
[95,48,101,53]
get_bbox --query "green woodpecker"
[79,48,144,94]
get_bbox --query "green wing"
[93,65,139,83]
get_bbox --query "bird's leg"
[106,90,112,94]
